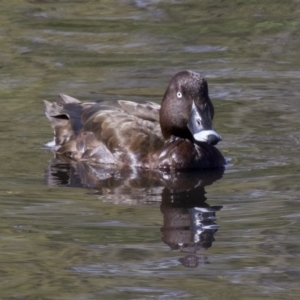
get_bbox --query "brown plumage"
[44,71,225,170]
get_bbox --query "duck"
[44,70,225,170]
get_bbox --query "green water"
[1,0,300,299]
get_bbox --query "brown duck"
[44,70,225,170]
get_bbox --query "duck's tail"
[43,94,83,149]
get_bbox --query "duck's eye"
[177,92,182,98]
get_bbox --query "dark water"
[1,0,300,299]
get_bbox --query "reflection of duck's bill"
[193,205,223,212]
[187,102,222,146]
[193,130,222,145]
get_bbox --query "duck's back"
[44,95,164,167]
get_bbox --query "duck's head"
[159,70,221,146]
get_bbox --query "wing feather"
[45,96,164,166]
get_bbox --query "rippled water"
[1,0,300,299]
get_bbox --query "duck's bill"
[187,102,222,146]
[192,130,222,145]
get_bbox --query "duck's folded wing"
[118,100,160,122]
[45,96,164,166]
[81,101,164,164]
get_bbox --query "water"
[0,0,300,299]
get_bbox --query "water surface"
[0,0,300,299]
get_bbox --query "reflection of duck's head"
[44,71,225,170]
[160,198,222,265]
[159,168,223,267]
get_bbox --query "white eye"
[177,92,182,98]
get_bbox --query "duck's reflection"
[161,186,222,267]
[45,156,224,267]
